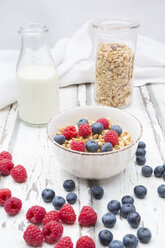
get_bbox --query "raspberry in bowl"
[47,106,142,179]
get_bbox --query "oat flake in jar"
[92,18,139,108]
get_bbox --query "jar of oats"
[92,18,139,108]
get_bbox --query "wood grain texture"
[1,84,165,247]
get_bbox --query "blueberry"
[109,240,124,248]
[92,186,104,199]
[85,140,99,152]
[120,204,136,218]
[107,200,121,214]
[137,227,152,244]
[121,195,134,205]
[41,188,55,203]
[154,166,164,178]
[141,166,153,177]
[157,184,165,198]
[110,125,123,136]
[78,118,88,127]
[138,141,146,149]
[91,122,104,134]
[136,156,146,165]
[102,213,116,228]
[66,192,77,204]
[127,212,141,228]
[163,164,165,170]
[162,171,165,181]
[52,196,66,210]
[63,179,75,192]
[134,185,147,199]
[99,230,113,246]
[123,234,138,248]
[101,142,113,152]
[54,134,65,145]
[136,148,146,156]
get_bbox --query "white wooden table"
[0,83,165,247]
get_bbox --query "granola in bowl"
[54,117,133,153]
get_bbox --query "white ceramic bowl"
[47,106,142,179]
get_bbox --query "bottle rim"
[18,23,48,34]
[92,17,140,32]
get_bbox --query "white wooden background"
[0,83,165,247]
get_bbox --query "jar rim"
[92,18,140,32]
[18,23,48,34]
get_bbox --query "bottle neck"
[21,32,47,51]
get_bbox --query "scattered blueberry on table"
[120,204,136,218]
[157,184,165,198]
[134,185,147,199]
[102,213,117,228]
[107,200,121,214]
[91,122,104,134]
[54,134,65,145]
[66,192,77,204]
[78,118,88,127]
[85,140,99,152]
[63,179,75,192]
[110,125,122,136]
[99,230,113,246]
[138,141,146,149]
[101,142,113,152]
[136,141,146,165]
[141,165,153,177]
[41,188,55,203]
[121,195,134,205]
[52,196,66,210]
[136,148,146,156]
[154,165,164,178]
[123,234,138,248]
[137,227,152,244]
[109,240,124,248]
[92,186,104,199]
[127,211,141,228]
[136,156,146,165]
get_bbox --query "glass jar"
[16,23,59,125]
[92,18,139,108]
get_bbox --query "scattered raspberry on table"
[42,220,63,244]
[0,188,12,206]
[59,204,76,224]
[55,236,74,248]
[76,236,95,248]
[42,210,59,225]
[26,205,46,224]
[23,224,43,247]
[78,206,97,226]
[10,164,27,183]
[4,197,22,215]
[0,151,12,161]
[0,159,14,175]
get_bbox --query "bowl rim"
[47,106,143,156]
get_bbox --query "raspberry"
[42,220,63,244]
[78,206,97,226]
[23,224,43,246]
[26,205,46,224]
[104,130,118,146]
[71,140,85,152]
[59,204,76,224]
[10,164,27,183]
[0,188,12,206]
[0,159,14,175]
[76,236,95,248]
[0,151,12,161]
[96,118,109,129]
[55,236,73,248]
[42,210,60,225]
[62,126,78,140]
[78,123,92,138]
[4,197,22,215]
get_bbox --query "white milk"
[17,65,59,124]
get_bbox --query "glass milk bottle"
[16,23,59,125]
